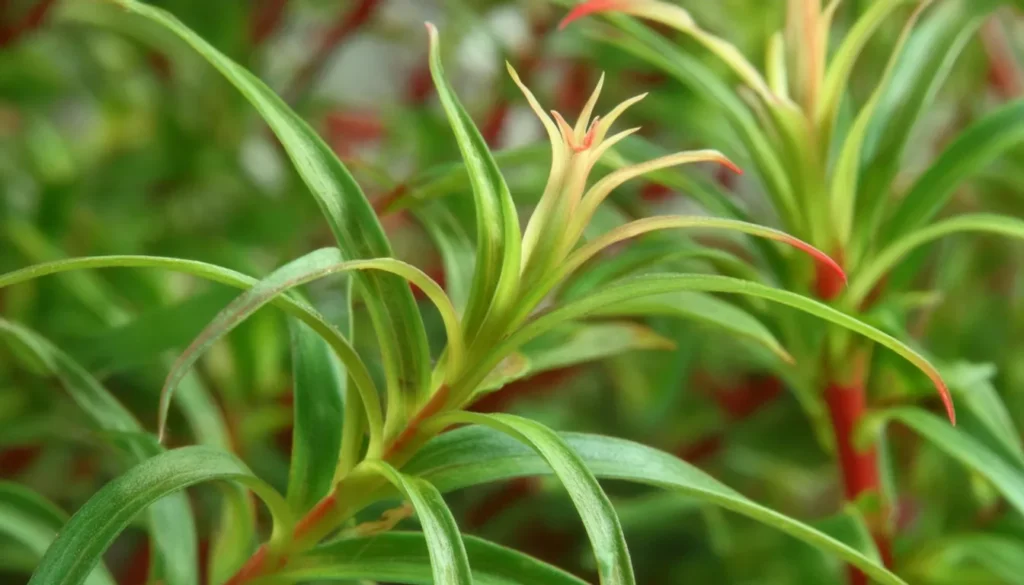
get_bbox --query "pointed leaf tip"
[778,237,847,286]
[559,0,624,30]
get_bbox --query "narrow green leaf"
[850,214,1024,305]
[0,320,200,585]
[484,274,953,423]
[278,532,588,585]
[287,319,345,512]
[405,426,906,585]
[28,446,292,585]
[112,0,431,420]
[866,408,1024,516]
[591,292,791,363]
[363,461,472,585]
[158,248,461,452]
[884,100,1024,241]
[437,413,635,585]
[911,534,1024,584]
[0,483,115,585]
[426,23,521,342]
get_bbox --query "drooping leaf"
[28,446,292,585]
[438,413,636,585]
[0,482,116,585]
[413,202,475,314]
[286,319,345,512]
[486,274,953,423]
[363,461,472,585]
[280,532,588,585]
[405,426,906,585]
[111,0,432,420]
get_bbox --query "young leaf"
[28,446,291,585]
[435,413,636,585]
[426,23,521,343]
[866,408,1024,516]
[111,0,432,419]
[363,461,472,585]
[287,319,346,513]
[281,532,588,585]
[0,483,116,585]
[405,426,907,585]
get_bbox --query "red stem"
[0,0,57,47]
[824,361,892,585]
[250,0,289,46]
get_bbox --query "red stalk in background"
[0,0,56,47]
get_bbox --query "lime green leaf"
[436,413,635,585]
[910,534,1024,584]
[591,292,791,363]
[28,446,291,585]
[866,408,1024,516]
[405,426,906,585]
[287,319,345,512]
[850,214,1024,305]
[884,100,1024,241]
[363,461,472,585]
[488,273,952,423]
[112,0,431,421]
[426,24,521,342]
[0,482,115,585]
[281,532,588,585]
[208,484,256,585]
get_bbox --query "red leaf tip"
[559,0,625,30]
[932,374,957,426]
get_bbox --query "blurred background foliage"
[1,0,1023,584]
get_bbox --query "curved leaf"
[426,24,521,342]
[363,461,472,585]
[278,532,588,585]
[0,483,116,585]
[884,100,1024,241]
[866,408,1024,516]
[405,426,906,585]
[437,413,635,585]
[485,273,952,423]
[157,248,461,451]
[111,0,432,421]
[591,291,791,363]
[28,447,291,585]
[849,214,1024,304]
